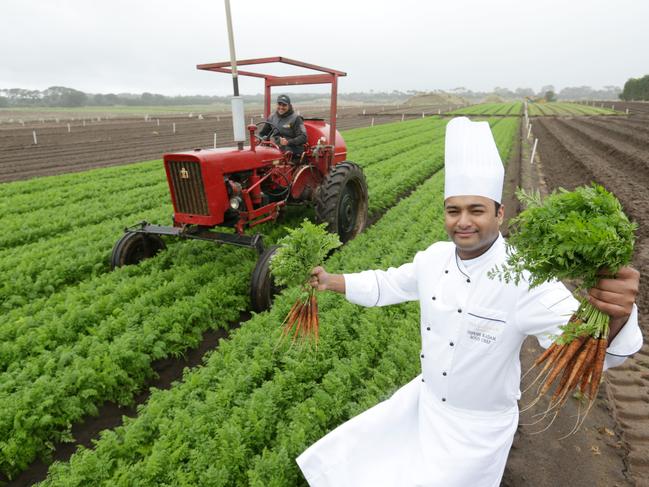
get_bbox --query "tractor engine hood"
[163,145,284,173]
[162,145,285,228]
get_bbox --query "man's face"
[444,195,504,258]
[277,102,288,115]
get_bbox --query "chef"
[296,117,642,487]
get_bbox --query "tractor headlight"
[230,196,243,210]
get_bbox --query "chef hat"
[444,117,504,204]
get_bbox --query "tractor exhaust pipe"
[224,0,245,150]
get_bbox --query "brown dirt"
[0,106,395,182]
[584,101,649,117]
[517,116,649,486]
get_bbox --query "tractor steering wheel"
[254,121,282,150]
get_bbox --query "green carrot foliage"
[492,184,636,290]
[270,220,342,289]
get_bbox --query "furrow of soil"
[602,101,649,117]
[555,118,649,177]
[597,117,649,138]
[533,117,649,486]
[576,117,649,147]
[536,118,649,236]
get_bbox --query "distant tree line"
[0,84,631,108]
[619,75,649,101]
[0,86,411,108]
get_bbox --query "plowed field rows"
[0,106,394,182]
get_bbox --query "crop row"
[343,116,441,148]
[0,204,172,312]
[38,117,519,486]
[527,102,618,117]
[0,159,159,199]
[349,118,447,169]
[0,181,170,250]
[0,160,162,218]
[491,117,519,164]
[0,118,460,478]
[450,102,521,116]
[350,120,444,167]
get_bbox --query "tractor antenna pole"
[224,0,245,150]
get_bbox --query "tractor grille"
[167,160,210,215]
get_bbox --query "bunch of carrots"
[270,220,341,349]
[522,302,610,433]
[492,185,636,432]
[279,287,319,347]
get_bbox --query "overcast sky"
[2,0,647,96]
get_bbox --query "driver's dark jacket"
[259,108,307,154]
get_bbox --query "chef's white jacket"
[297,234,642,487]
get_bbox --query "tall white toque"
[444,117,504,204]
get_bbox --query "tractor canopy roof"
[197,57,346,143]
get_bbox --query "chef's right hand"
[310,267,346,294]
[310,266,330,291]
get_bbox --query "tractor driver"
[258,94,308,160]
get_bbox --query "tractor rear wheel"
[110,231,166,270]
[315,162,368,243]
[250,245,282,313]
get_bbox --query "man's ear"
[497,204,505,225]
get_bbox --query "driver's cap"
[277,94,291,105]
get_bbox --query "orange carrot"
[550,347,582,404]
[525,343,565,392]
[278,289,321,348]
[282,301,304,339]
[579,361,593,395]
[552,337,596,405]
[535,342,558,367]
[313,294,320,350]
[588,338,608,400]
[570,338,598,392]
[292,300,305,342]
[539,335,587,397]
[281,299,301,329]
[304,294,312,341]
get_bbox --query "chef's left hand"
[588,266,639,340]
[279,137,289,146]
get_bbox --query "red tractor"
[111,57,368,311]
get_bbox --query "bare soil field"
[0,105,411,182]
[580,101,649,117]
[532,116,649,486]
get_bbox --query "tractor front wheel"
[315,162,368,243]
[110,231,166,270]
[250,245,283,313]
